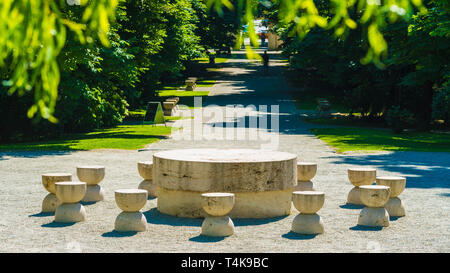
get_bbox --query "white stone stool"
[291,191,325,235]
[358,185,390,227]
[294,162,317,191]
[347,168,376,205]
[114,189,148,232]
[77,166,105,202]
[201,193,235,237]
[54,182,87,223]
[376,176,406,217]
[41,173,72,212]
[137,161,157,197]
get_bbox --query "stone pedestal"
[376,176,406,217]
[137,161,157,197]
[54,182,87,223]
[153,148,297,218]
[163,101,176,116]
[293,162,317,191]
[77,166,105,202]
[357,185,390,227]
[347,168,376,205]
[114,189,148,232]
[201,193,235,237]
[291,191,325,235]
[41,173,72,212]
[185,79,197,91]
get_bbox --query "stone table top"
[153,148,297,192]
[153,148,297,163]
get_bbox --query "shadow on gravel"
[281,231,318,240]
[389,216,402,221]
[81,201,98,206]
[101,231,138,238]
[29,212,54,217]
[339,204,364,210]
[0,150,73,161]
[189,235,226,243]
[143,208,202,227]
[328,152,450,189]
[41,221,76,228]
[349,225,383,231]
[233,216,288,226]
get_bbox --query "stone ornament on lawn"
[291,191,325,235]
[185,77,197,91]
[163,101,176,116]
[376,176,406,217]
[41,173,72,212]
[114,189,148,232]
[347,168,376,205]
[201,193,235,237]
[54,182,87,223]
[137,161,157,197]
[294,162,317,191]
[77,166,105,203]
[357,185,390,227]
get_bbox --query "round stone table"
[153,148,297,218]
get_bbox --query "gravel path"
[0,50,449,253]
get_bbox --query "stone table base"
[157,187,292,218]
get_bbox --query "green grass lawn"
[0,124,175,151]
[156,90,210,97]
[311,127,450,153]
[194,57,229,64]
[291,92,348,112]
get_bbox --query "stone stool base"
[82,185,104,202]
[55,203,86,223]
[358,207,389,227]
[385,197,405,217]
[291,213,324,235]
[201,216,234,237]
[114,212,147,232]
[293,181,314,191]
[347,187,364,205]
[138,180,158,197]
[42,193,62,213]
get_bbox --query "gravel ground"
[0,51,449,253]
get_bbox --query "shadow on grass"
[29,212,54,217]
[281,231,318,240]
[339,204,364,210]
[349,225,383,231]
[41,221,77,228]
[189,235,227,243]
[143,208,202,227]
[101,231,138,238]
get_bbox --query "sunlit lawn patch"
[311,127,450,153]
[0,125,175,151]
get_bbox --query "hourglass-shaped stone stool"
[293,162,317,191]
[114,189,148,232]
[376,176,406,217]
[201,193,235,237]
[137,161,157,197]
[41,173,72,212]
[77,166,105,202]
[358,185,390,227]
[54,182,87,223]
[347,168,376,205]
[291,191,325,235]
